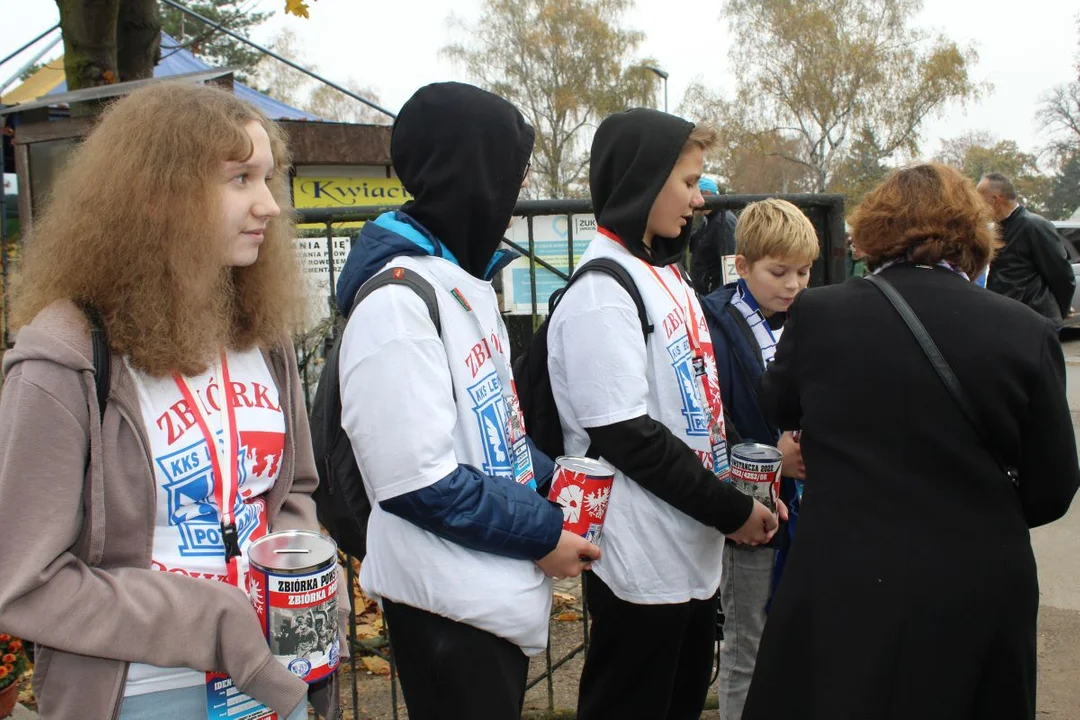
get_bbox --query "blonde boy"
[700,198,819,720]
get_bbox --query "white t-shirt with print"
[548,234,727,604]
[339,254,553,656]
[124,347,285,696]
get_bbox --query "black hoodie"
[582,109,756,536]
[589,108,695,266]
[391,82,534,279]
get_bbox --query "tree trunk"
[117,0,161,83]
[55,0,121,93]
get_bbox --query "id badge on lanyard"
[647,267,732,482]
[692,355,731,481]
[173,354,279,720]
[450,288,536,489]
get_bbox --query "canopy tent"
[1,32,320,121]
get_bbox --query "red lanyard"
[597,226,705,357]
[597,228,725,430]
[172,352,243,589]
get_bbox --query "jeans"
[718,542,776,720]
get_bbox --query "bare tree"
[718,0,983,192]
[443,0,660,199]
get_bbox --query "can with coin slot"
[247,530,340,683]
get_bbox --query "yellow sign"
[292,176,413,209]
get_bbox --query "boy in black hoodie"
[547,109,780,719]
[336,82,600,720]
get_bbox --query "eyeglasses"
[523,161,531,180]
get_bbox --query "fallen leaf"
[361,656,391,676]
[553,591,576,606]
[554,611,582,622]
[354,623,380,640]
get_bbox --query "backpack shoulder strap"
[348,266,441,334]
[550,257,653,337]
[77,302,110,422]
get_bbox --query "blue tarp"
[47,32,322,122]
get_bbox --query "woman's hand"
[778,431,805,479]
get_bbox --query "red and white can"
[548,456,616,545]
[729,443,782,513]
[247,530,340,684]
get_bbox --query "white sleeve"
[549,272,649,428]
[339,285,459,503]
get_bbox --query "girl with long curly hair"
[0,82,335,720]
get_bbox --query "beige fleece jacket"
[0,301,323,719]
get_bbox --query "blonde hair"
[12,81,305,377]
[736,198,820,265]
[684,123,719,154]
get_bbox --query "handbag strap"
[865,273,1019,487]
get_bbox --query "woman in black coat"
[742,163,1079,720]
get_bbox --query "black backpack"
[79,303,110,423]
[309,267,441,560]
[512,258,653,460]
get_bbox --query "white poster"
[500,214,598,315]
[294,237,350,330]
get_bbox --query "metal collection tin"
[247,530,340,684]
[548,456,616,545]
[729,443,783,512]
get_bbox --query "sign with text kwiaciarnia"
[292,177,413,209]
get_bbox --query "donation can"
[247,530,340,683]
[729,443,783,513]
[548,456,616,545]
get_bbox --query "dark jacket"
[743,263,1079,720]
[987,205,1075,323]
[700,283,797,556]
[689,210,737,295]
[700,283,778,447]
[335,83,561,561]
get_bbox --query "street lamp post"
[645,65,669,113]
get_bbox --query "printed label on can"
[549,458,615,542]
[249,563,339,684]
[729,444,782,513]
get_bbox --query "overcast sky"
[3,0,1078,163]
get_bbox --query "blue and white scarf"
[730,279,783,368]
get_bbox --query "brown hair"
[12,81,305,376]
[850,163,998,278]
[736,198,820,265]
[684,123,719,154]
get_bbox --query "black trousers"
[577,571,718,720]
[381,598,529,720]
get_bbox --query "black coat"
[743,263,1079,720]
[688,209,737,295]
[987,206,1075,323]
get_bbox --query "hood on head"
[391,82,534,279]
[589,108,695,266]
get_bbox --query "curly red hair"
[850,163,999,278]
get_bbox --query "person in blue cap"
[689,177,738,294]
